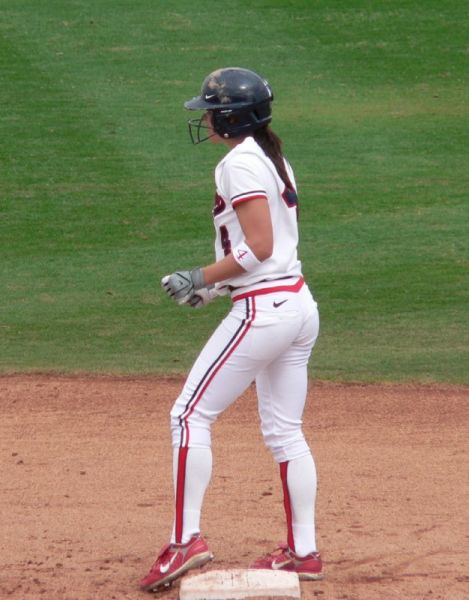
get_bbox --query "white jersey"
[212,136,302,292]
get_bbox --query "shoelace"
[259,543,290,561]
[149,543,173,571]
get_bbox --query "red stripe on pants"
[180,297,256,447]
[280,461,295,552]
[175,447,189,543]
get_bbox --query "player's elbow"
[249,237,273,262]
[256,243,273,262]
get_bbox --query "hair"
[253,126,293,190]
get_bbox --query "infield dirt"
[1,375,467,599]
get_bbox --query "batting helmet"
[184,67,273,144]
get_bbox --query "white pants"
[170,279,319,463]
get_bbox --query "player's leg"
[170,298,259,454]
[253,288,322,579]
[141,301,263,590]
[169,297,265,545]
[256,348,319,555]
[169,447,212,544]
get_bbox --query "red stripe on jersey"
[232,193,268,207]
[280,461,295,552]
[232,277,304,302]
[175,446,189,543]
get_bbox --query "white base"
[179,568,300,600]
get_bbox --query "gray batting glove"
[161,268,205,305]
[188,285,218,308]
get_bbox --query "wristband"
[190,267,205,290]
[232,241,261,272]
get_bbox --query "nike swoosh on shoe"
[272,558,292,570]
[160,553,177,574]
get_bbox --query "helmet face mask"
[184,67,273,144]
[187,116,215,145]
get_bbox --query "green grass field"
[1,1,468,383]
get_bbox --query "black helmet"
[184,67,273,144]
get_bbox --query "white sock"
[171,447,212,544]
[287,453,318,556]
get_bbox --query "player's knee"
[263,431,310,463]
[170,410,213,449]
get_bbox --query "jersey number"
[282,187,299,219]
[219,225,231,256]
[219,188,297,257]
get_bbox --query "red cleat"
[140,534,213,591]
[251,544,323,580]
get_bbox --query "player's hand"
[161,268,205,305]
[188,286,218,309]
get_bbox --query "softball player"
[140,67,323,592]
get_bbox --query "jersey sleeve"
[222,154,268,208]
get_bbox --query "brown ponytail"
[253,126,293,190]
